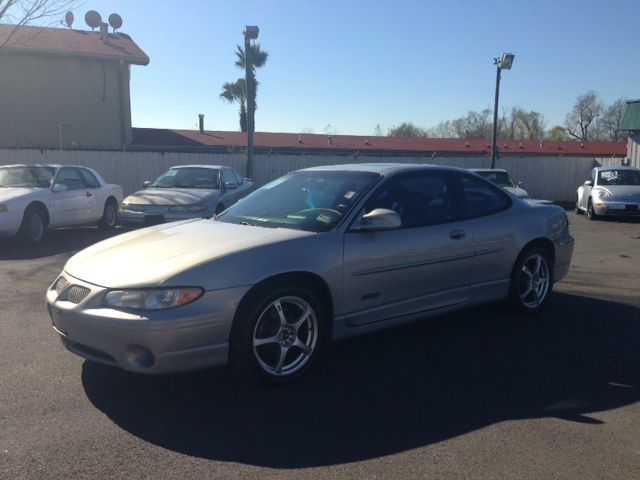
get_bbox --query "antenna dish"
[85,10,101,30]
[108,13,123,31]
[64,11,74,28]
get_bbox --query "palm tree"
[219,78,247,132]
[234,43,269,132]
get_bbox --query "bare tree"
[0,0,77,49]
[599,99,627,143]
[565,91,603,141]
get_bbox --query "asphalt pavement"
[1,213,639,479]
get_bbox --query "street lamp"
[244,25,259,179]
[490,52,515,169]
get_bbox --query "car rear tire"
[18,205,47,245]
[99,198,118,230]
[230,284,325,385]
[587,199,598,221]
[509,246,554,316]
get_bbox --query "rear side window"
[459,174,511,219]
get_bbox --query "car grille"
[64,286,91,304]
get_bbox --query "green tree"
[219,79,247,132]
[233,43,268,132]
[547,125,569,141]
[387,122,428,138]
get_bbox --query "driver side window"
[366,173,459,228]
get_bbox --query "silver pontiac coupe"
[47,164,574,384]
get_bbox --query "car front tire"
[509,247,554,316]
[99,199,118,230]
[230,284,325,385]
[18,205,47,245]
[587,199,598,221]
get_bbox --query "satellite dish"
[64,11,74,28]
[108,13,123,31]
[85,10,101,30]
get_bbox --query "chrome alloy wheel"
[519,253,550,309]
[105,203,117,227]
[252,296,318,377]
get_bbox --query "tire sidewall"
[510,247,554,316]
[587,199,597,220]
[230,284,326,385]
[19,207,46,245]
[100,199,117,229]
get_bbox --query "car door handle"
[86,191,92,197]
[449,229,466,240]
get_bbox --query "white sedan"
[0,164,123,244]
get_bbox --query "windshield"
[0,166,55,188]
[151,167,220,189]
[598,170,640,186]
[475,171,515,188]
[218,170,380,232]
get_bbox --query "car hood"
[0,186,43,203]
[596,185,640,200]
[64,219,314,288]
[124,188,218,206]
[504,186,529,198]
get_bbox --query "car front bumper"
[46,273,251,374]
[0,211,23,238]
[592,200,640,216]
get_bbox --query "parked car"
[576,166,640,220]
[117,165,253,227]
[471,168,529,198]
[0,164,123,244]
[47,164,574,384]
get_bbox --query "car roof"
[302,163,472,176]
[167,165,226,169]
[0,163,90,169]
[470,168,508,173]
[595,166,639,172]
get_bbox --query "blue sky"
[77,0,638,135]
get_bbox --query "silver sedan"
[47,164,574,384]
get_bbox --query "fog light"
[595,203,607,208]
[125,345,155,369]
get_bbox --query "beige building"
[0,24,148,150]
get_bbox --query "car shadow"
[0,227,124,260]
[81,293,640,468]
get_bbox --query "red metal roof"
[0,24,149,65]
[132,128,627,157]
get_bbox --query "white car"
[576,166,640,220]
[0,164,123,244]
[471,169,530,198]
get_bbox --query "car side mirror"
[351,208,402,232]
[52,183,68,193]
[584,180,594,187]
[143,180,152,188]
[223,182,238,190]
[517,181,526,187]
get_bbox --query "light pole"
[490,53,515,169]
[244,25,259,179]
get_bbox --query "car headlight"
[594,189,611,200]
[168,204,208,213]
[103,287,203,310]
[121,203,145,213]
